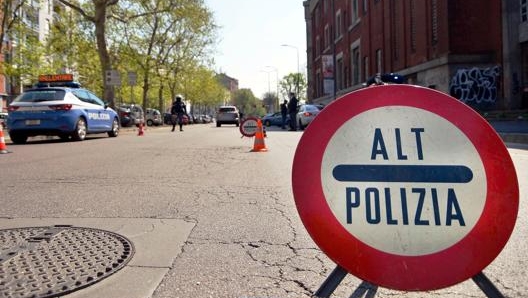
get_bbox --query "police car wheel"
[108,118,119,138]
[71,118,87,141]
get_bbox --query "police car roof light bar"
[35,74,81,88]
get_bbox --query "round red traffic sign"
[240,117,259,137]
[292,85,518,291]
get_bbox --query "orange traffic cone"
[251,119,268,152]
[138,122,145,136]
[0,124,11,154]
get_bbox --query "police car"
[6,74,119,144]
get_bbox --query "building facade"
[1,0,55,113]
[304,0,528,112]
[216,73,239,104]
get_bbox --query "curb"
[498,133,528,145]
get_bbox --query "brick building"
[303,0,528,112]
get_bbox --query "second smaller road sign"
[292,85,519,291]
[240,117,259,137]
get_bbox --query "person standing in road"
[280,99,288,129]
[287,92,298,131]
[171,96,187,132]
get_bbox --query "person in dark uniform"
[280,99,288,129]
[287,92,298,131]
[170,96,187,132]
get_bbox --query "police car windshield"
[14,90,65,103]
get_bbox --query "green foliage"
[2,22,49,88]
[232,89,266,117]
[262,92,279,112]
[1,0,239,114]
[46,7,102,94]
[279,72,307,102]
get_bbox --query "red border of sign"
[292,85,519,291]
[239,117,259,137]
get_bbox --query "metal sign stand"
[314,265,505,298]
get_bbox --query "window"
[72,90,90,103]
[314,7,319,28]
[363,56,369,82]
[87,91,105,106]
[352,47,360,85]
[522,0,528,22]
[316,36,321,56]
[431,0,438,44]
[335,10,343,39]
[324,24,330,49]
[376,49,382,74]
[363,0,368,14]
[316,72,321,97]
[351,0,359,24]
[15,90,65,102]
[410,0,417,51]
[336,54,344,90]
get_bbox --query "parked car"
[0,112,8,129]
[118,104,144,127]
[6,74,119,144]
[163,110,190,125]
[262,112,290,127]
[216,106,240,127]
[201,114,213,123]
[145,108,162,126]
[296,104,324,130]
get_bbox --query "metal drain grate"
[0,225,134,298]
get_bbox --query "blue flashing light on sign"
[333,164,473,183]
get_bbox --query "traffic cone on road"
[0,124,11,154]
[138,122,145,136]
[251,119,268,152]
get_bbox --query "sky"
[205,0,308,99]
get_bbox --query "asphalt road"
[0,124,526,298]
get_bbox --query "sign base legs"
[472,272,505,298]
[313,265,505,298]
[313,265,378,298]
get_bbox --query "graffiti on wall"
[449,66,501,104]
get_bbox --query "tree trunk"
[94,2,114,107]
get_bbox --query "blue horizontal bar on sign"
[332,164,473,183]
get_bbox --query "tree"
[58,0,120,107]
[0,0,25,55]
[112,0,216,111]
[262,91,278,113]
[1,17,49,93]
[232,89,266,117]
[179,65,224,114]
[279,72,307,102]
[1,0,51,93]
[46,5,102,93]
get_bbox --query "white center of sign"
[321,106,486,256]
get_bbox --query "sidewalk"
[487,119,528,146]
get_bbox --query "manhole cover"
[0,225,134,298]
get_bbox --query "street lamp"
[265,65,279,111]
[260,69,272,94]
[281,44,300,96]
[260,69,273,112]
